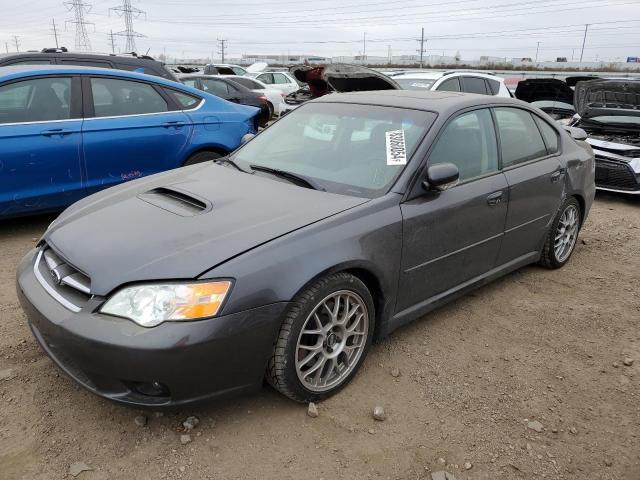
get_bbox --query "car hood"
[290,63,400,98]
[574,80,640,119]
[45,164,368,295]
[515,78,574,105]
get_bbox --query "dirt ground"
[0,192,638,480]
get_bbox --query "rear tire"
[182,151,223,166]
[267,272,375,403]
[539,197,581,269]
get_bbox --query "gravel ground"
[0,192,638,480]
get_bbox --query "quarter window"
[533,115,560,154]
[0,77,71,124]
[166,89,201,109]
[428,109,498,182]
[436,77,460,92]
[494,107,549,167]
[90,77,168,117]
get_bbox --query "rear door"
[0,76,84,217]
[493,107,564,264]
[81,76,193,195]
[397,108,508,313]
[199,78,241,102]
[272,73,298,94]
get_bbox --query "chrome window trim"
[84,97,204,121]
[33,250,82,313]
[0,117,80,127]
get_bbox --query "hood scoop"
[138,187,211,217]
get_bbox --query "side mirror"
[241,133,256,145]
[563,126,588,141]
[423,163,460,191]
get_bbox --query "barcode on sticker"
[385,130,407,166]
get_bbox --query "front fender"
[201,194,403,335]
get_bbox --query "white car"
[249,71,300,95]
[392,71,512,98]
[222,75,285,116]
[204,63,248,76]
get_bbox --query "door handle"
[550,169,565,183]
[487,191,503,206]
[162,121,186,128]
[41,128,72,137]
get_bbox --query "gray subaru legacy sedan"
[17,91,595,407]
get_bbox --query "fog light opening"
[131,380,170,397]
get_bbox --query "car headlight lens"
[100,281,232,327]
[629,158,640,174]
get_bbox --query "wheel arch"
[290,262,387,340]
[182,146,230,166]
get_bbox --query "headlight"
[629,158,640,174]
[100,281,232,327]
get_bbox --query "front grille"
[34,245,92,312]
[594,156,639,191]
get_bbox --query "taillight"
[258,96,267,102]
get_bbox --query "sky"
[1,0,640,62]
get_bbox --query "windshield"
[232,102,435,198]
[394,78,436,91]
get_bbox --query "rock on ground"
[307,402,318,418]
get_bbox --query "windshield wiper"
[249,164,325,191]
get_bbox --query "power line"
[110,0,145,53]
[64,0,93,51]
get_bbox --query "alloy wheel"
[554,204,579,262]
[295,290,369,392]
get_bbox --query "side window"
[462,76,489,95]
[164,88,201,110]
[436,77,460,92]
[0,77,71,124]
[200,79,229,96]
[428,109,498,182]
[273,73,290,84]
[257,73,274,84]
[494,108,549,167]
[90,77,168,117]
[486,78,500,95]
[534,115,560,154]
[181,78,198,89]
[231,67,246,75]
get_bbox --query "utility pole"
[64,0,93,51]
[4,42,8,53]
[535,41,540,63]
[110,0,146,53]
[363,32,366,62]
[387,45,391,65]
[108,29,117,53]
[417,27,426,68]
[51,18,59,48]
[12,35,20,52]
[579,24,589,63]
[571,48,575,62]
[217,38,227,63]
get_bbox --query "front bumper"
[16,248,289,408]
[595,156,640,194]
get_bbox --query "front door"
[81,76,193,195]
[492,107,564,264]
[397,108,508,314]
[0,76,84,217]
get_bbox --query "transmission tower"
[110,0,146,53]
[64,0,93,51]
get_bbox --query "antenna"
[110,0,146,53]
[64,0,93,51]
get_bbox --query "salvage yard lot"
[1,193,639,480]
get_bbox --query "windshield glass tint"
[394,79,436,90]
[233,103,434,198]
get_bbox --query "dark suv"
[0,48,177,81]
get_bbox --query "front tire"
[539,197,581,269]
[267,273,375,403]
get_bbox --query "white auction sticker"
[385,130,407,166]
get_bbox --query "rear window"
[436,77,461,92]
[534,115,560,154]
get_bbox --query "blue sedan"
[0,65,260,218]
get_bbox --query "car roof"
[393,72,444,80]
[0,51,162,64]
[0,64,186,89]
[312,90,523,115]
